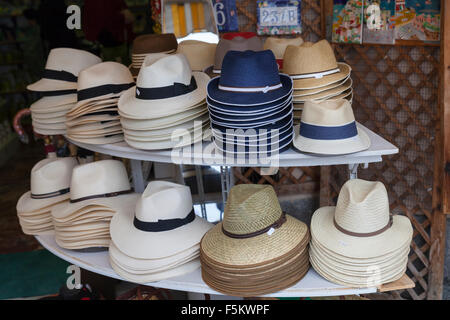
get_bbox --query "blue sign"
[212,0,239,32]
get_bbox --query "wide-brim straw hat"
[293,78,353,101]
[30,94,77,112]
[292,75,351,97]
[292,63,351,90]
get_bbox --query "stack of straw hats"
[283,40,353,121]
[27,48,101,135]
[51,160,139,250]
[207,50,294,157]
[129,33,178,77]
[293,99,370,155]
[118,54,210,150]
[200,184,310,297]
[263,36,303,70]
[65,62,135,145]
[16,157,78,235]
[109,181,213,283]
[177,40,217,72]
[309,179,413,287]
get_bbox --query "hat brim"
[207,95,292,115]
[292,63,351,90]
[292,123,371,155]
[32,115,67,124]
[118,72,209,119]
[27,79,77,93]
[213,132,293,155]
[200,215,307,266]
[293,75,351,97]
[75,94,123,109]
[207,74,293,106]
[292,79,353,102]
[209,103,292,125]
[123,122,209,141]
[110,208,212,260]
[67,134,124,145]
[33,127,66,136]
[66,121,121,134]
[212,118,293,139]
[32,121,66,130]
[310,206,413,259]
[214,124,293,147]
[124,129,210,150]
[66,115,120,127]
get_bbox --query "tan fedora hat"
[130,33,178,77]
[177,40,217,72]
[118,54,209,119]
[16,157,78,214]
[110,181,213,260]
[284,40,351,89]
[293,99,370,155]
[292,78,353,102]
[51,160,139,220]
[263,36,304,70]
[76,62,134,108]
[27,48,101,93]
[211,36,263,74]
[310,179,413,260]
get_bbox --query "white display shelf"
[35,232,378,298]
[66,124,398,168]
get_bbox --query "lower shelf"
[35,232,414,298]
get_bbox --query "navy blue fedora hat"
[214,133,293,156]
[207,50,293,106]
[211,113,293,134]
[207,96,292,116]
[206,92,291,112]
[208,100,292,122]
[214,126,293,147]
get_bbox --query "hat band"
[333,215,393,238]
[291,67,340,80]
[133,209,195,232]
[35,89,77,96]
[70,189,133,203]
[31,187,70,200]
[218,83,282,94]
[43,69,78,82]
[213,69,221,74]
[300,121,357,140]
[136,76,197,100]
[222,213,287,239]
[77,83,135,102]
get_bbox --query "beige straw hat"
[27,48,101,93]
[283,40,351,89]
[201,184,308,267]
[310,179,413,260]
[293,99,370,155]
[177,40,217,72]
[16,157,78,213]
[264,36,304,60]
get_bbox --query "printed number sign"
[212,0,238,32]
[257,0,302,35]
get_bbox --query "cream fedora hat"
[177,40,217,72]
[17,157,78,213]
[110,181,213,260]
[293,99,370,155]
[52,160,139,218]
[118,54,209,119]
[75,62,135,108]
[30,94,77,112]
[311,179,413,260]
[283,40,351,89]
[27,48,101,93]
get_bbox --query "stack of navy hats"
[206,50,294,157]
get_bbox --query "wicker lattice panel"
[233,0,322,189]
[327,44,441,300]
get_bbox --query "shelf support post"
[348,163,359,180]
[219,166,234,221]
[130,159,145,193]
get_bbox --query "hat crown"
[177,40,216,72]
[214,37,263,70]
[263,37,304,59]
[222,185,282,235]
[302,99,355,126]
[132,33,178,55]
[135,181,193,222]
[30,157,78,195]
[70,160,130,200]
[137,54,192,89]
[45,48,101,76]
[283,40,338,75]
[335,179,390,234]
[77,62,133,90]
[219,50,281,89]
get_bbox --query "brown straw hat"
[283,40,351,89]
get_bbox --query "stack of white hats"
[16,157,77,235]
[283,40,353,124]
[118,54,210,150]
[309,179,413,287]
[51,160,139,250]
[65,62,135,145]
[27,48,101,135]
[109,181,213,283]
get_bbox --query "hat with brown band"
[309,179,413,287]
[130,33,178,77]
[200,184,310,296]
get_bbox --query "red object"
[13,108,31,143]
[276,59,283,70]
[222,32,257,40]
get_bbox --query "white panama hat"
[293,99,370,155]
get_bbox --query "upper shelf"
[35,232,380,298]
[67,124,398,168]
